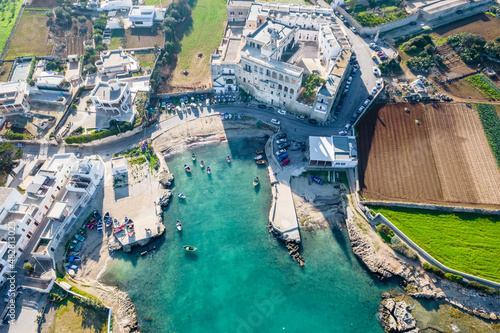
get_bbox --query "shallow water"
[101,138,400,332]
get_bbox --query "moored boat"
[254,155,263,160]
[227,156,231,163]
[200,160,205,168]
[207,167,211,174]
[113,218,118,227]
[67,256,81,262]
[127,220,135,236]
[256,160,266,165]
[176,220,182,231]
[113,225,125,234]
[184,164,191,172]
[183,245,197,252]
[192,153,196,161]
[178,193,186,199]
[254,150,264,154]
[253,177,260,187]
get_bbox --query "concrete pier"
[265,138,301,243]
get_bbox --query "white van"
[205,98,210,107]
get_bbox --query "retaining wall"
[363,200,500,216]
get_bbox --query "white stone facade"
[90,79,132,115]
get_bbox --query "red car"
[377,52,385,57]
[282,158,290,166]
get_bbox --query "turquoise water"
[101,138,398,332]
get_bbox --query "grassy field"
[50,296,108,333]
[0,62,13,82]
[0,0,24,54]
[475,103,500,168]
[371,206,500,283]
[110,29,164,50]
[170,0,227,87]
[144,0,173,5]
[135,52,157,69]
[5,9,53,60]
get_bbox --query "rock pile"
[159,171,174,188]
[379,296,419,333]
[286,241,305,267]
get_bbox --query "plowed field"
[357,103,500,208]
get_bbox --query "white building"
[308,136,358,169]
[96,48,140,78]
[0,81,31,113]
[35,71,68,90]
[87,0,133,11]
[30,154,105,265]
[128,6,165,27]
[89,79,132,117]
[111,156,128,175]
[0,187,38,287]
[211,1,351,122]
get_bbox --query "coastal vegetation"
[346,0,407,27]
[0,0,23,54]
[370,206,500,283]
[466,75,500,100]
[475,103,500,167]
[376,225,417,260]
[65,122,134,144]
[49,294,108,332]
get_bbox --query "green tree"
[23,263,34,273]
[77,15,86,23]
[45,10,54,18]
[0,143,18,169]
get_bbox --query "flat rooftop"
[92,81,127,101]
[248,20,294,46]
[129,5,155,16]
[421,0,468,14]
[0,188,15,208]
[224,38,242,62]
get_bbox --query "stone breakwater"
[379,294,419,333]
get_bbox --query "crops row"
[466,74,500,99]
[475,103,500,168]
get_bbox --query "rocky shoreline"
[344,193,500,332]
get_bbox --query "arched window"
[279,74,283,81]
[272,72,277,79]
[290,89,294,95]
[285,76,290,83]
[284,87,288,92]
[278,84,282,90]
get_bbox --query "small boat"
[254,150,264,154]
[183,245,197,252]
[227,156,231,163]
[178,193,186,199]
[253,177,260,187]
[68,264,78,270]
[106,217,112,227]
[254,155,263,160]
[67,256,81,262]
[256,160,266,165]
[113,218,118,227]
[184,164,191,172]
[104,212,109,219]
[113,225,125,234]
[192,153,196,161]
[207,167,211,174]
[97,219,103,233]
[176,220,182,231]
[200,161,205,168]
[67,252,79,256]
[127,220,134,236]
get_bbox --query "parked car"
[276,139,287,144]
[275,149,287,156]
[350,114,358,123]
[282,159,291,166]
[278,143,289,149]
[205,98,210,106]
[271,119,281,125]
[339,15,345,21]
[258,104,267,109]
[352,66,358,73]
[277,153,288,162]
[363,99,370,106]
[15,143,23,148]
[410,21,417,26]
[377,52,385,57]
[346,77,352,84]
[344,123,351,131]
[373,67,379,75]
[358,106,365,114]
[75,152,81,158]
[369,43,376,49]
[338,130,347,136]
[372,87,378,94]
[376,80,382,88]
[276,133,287,139]
[367,95,374,100]
[372,53,377,60]
[352,27,357,34]
[277,109,287,115]
[307,119,318,124]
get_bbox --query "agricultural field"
[371,206,500,283]
[465,74,500,100]
[26,0,59,7]
[5,9,53,60]
[144,0,173,6]
[440,76,491,100]
[0,0,24,54]
[357,103,500,208]
[169,0,226,88]
[0,62,13,82]
[110,29,164,50]
[431,13,500,41]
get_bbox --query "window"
[278,84,282,90]
[284,87,288,92]
[254,66,258,72]
[290,89,294,94]
[266,69,270,77]
[285,77,290,83]
[291,79,296,85]
[50,247,55,252]
[230,12,234,15]
[272,72,277,79]
[239,12,243,15]
[279,74,284,81]
[259,68,263,74]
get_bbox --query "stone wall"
[363,200,500,216]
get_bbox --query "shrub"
[23,263,34,272]
[378,58,402,76]
[65,122,134,144]
[468,281,496,295]
[444,273,463,283]
[391,242,418,260]
[422,262,445,277]
[459,277,470,287]
[377,224,394,242]
[3,130,32,140]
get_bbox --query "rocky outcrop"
[159,172,174,188]
[345,218,395,279]
[380,297,419,333]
